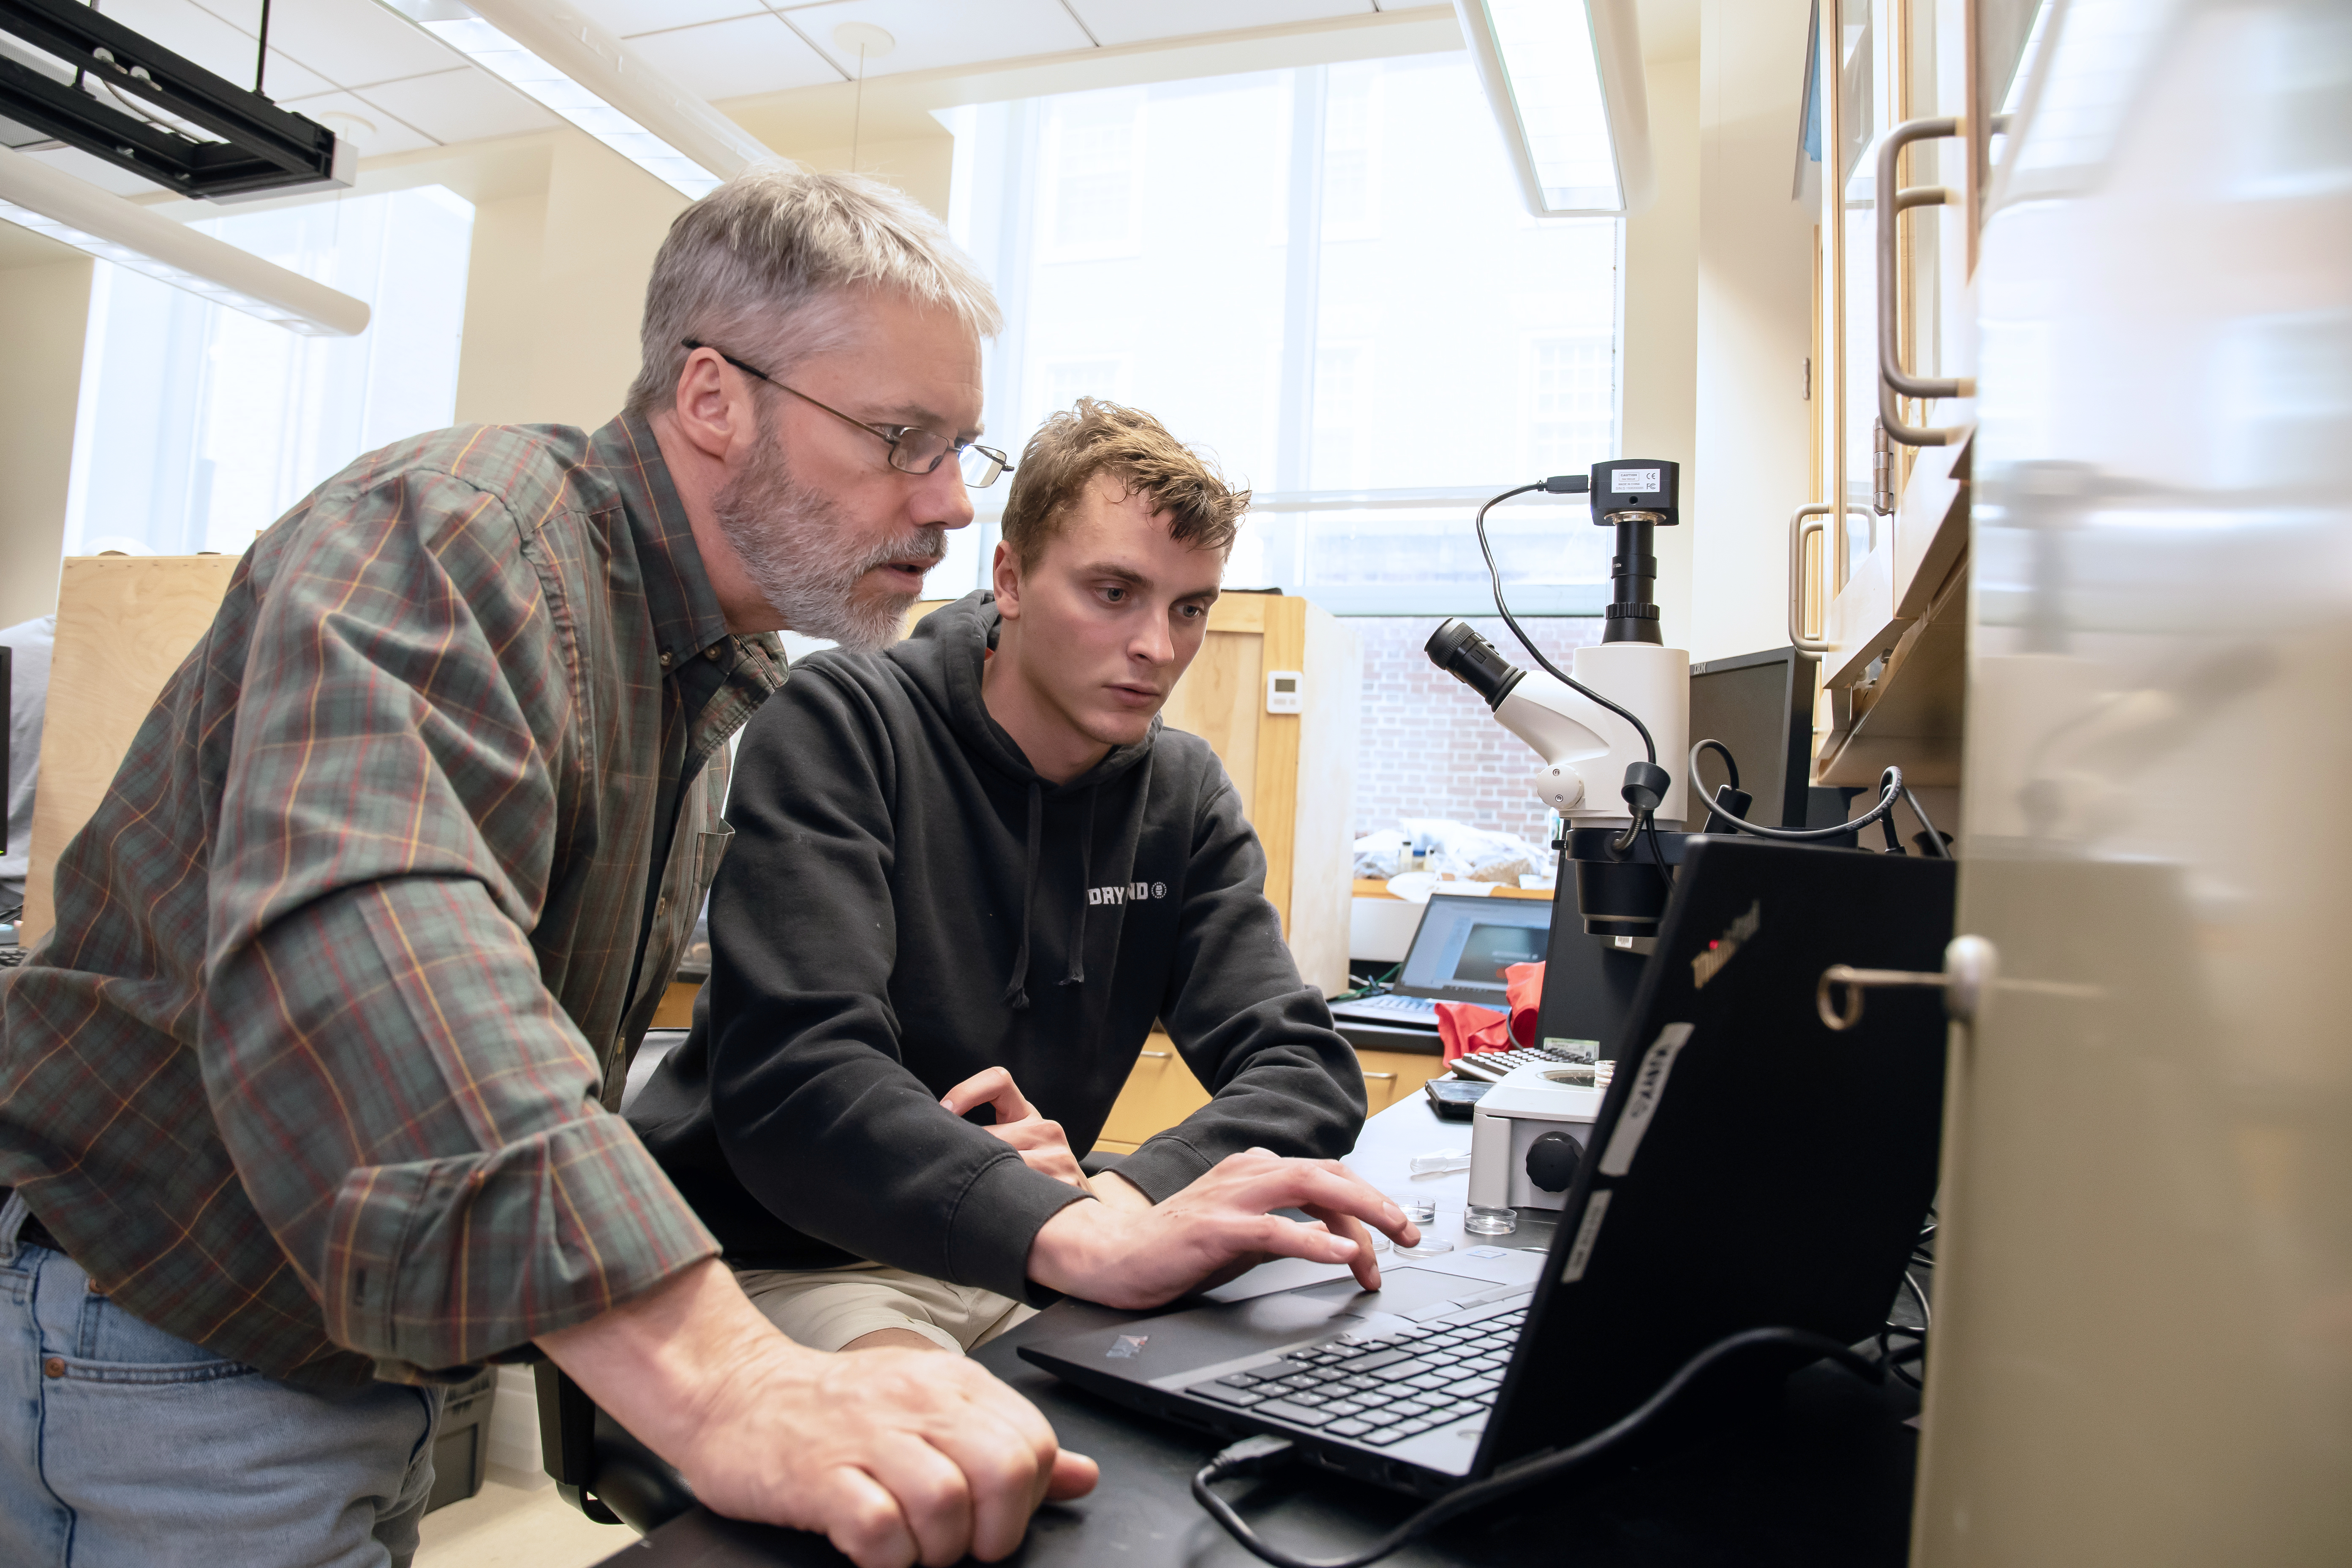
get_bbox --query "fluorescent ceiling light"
[378,1,773,198]
[0,144,369,335]
[1454,0,1653,217]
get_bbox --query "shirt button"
[42,1357,65,1379]
[659,651,673,668]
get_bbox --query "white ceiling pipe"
[380,0,775,197]
[1455,0,1654,218]
[0,144,370,335]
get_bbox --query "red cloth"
[1434,961,1544,1064]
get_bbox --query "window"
[1526,335,1614,476]
[65,186,475,556]
[941,53,1623,617]
[940,54,1625,844]
[1040,90,1144,259]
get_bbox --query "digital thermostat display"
[1265,670,1304,713]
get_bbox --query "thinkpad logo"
[1087,882,1167,906]
[1690,900,1761,989]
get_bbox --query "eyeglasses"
[682,339,1014,489]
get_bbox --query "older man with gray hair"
[0,168,1077,1568]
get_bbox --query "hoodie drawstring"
[1002,780,1044,1010]
[1059,790,1100,988]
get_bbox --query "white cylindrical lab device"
[1571,642,1690,825]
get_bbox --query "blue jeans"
[0,1193,446,1568]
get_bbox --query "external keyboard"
[1185,1304,1529,1447]
[1448,1044,1613,1083]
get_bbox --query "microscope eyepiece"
[1425,618,1526,708]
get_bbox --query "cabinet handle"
[1785,504,1870,651]
[1363,1071,1398,1081]
[1139,1050,1171,1059]
[1876,115,1972,447]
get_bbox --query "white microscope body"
[1496,643,1689,826]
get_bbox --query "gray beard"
[712,424,944,652]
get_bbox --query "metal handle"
[1788,503,1873,652]
[1138,1050,1171,1059]
[1876,115,1972,447]
[1818,934,1998,1030]
[1363,1071,1398,1081]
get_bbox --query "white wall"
[1687,0,1819,663]
[0,247,93,625]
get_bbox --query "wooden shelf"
[1351,877,1552,902]
[1816,430,1972,790]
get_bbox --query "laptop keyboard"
[1185,1309,1527,1447]
[1342,992,1439,1017]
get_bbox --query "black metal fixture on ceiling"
[0,0,351,201]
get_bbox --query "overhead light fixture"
[0,143,370,334]
[0,0,353,201]
[376,1,772,198]
[1454,0,1653,217]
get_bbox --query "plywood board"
[23,556,239,944]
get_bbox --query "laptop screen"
[1395,893,1554,1002]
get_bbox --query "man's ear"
[668,347,754,463]
[991,539,1023,620]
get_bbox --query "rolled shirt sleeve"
[199,467,716,1375]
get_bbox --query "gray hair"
[624,166,1002,419]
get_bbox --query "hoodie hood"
[898,591,1158,1007]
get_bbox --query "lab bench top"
[594,1095,1921,1568]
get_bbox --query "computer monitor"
[1686,645,1820,829]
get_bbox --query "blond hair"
[999,399,1249,569]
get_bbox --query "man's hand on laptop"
[942,1066,1089,1189]
[539,1258,1097,1568]
[1026,1147,1421,1309]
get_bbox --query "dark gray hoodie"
[628,591,1365,1304]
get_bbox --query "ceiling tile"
[63,0,339,100]
[565,0,767,34]
[777,0,1093,79]
[1066,0,1376,49]
[233,0,462,88]
[621,14,841,101]
[24,144,177,197]
[356,68,557,144]
[277,88,436,155]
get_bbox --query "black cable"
[1901,784,1945,856]
[1642,811,1674,894]
[1473,483,1657,766]
[1192,1327,1881,1568]
[1687,744,1949,857]
[257,0,273,96]
[1693,737,1740,794]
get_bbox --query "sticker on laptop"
[1106,1334,1149,1360]
[1561,1190,1613,1282]
[1598,1023,1695,1178]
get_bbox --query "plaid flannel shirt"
[0,415,786,1389]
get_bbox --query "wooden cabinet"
[1801,0,1977,802]
[912,593,1362,995]
[1093,1033,1445,1155]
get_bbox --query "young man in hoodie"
[631,398,1417,1353]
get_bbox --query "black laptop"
[1021,837,1954,1496]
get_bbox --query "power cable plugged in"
[1191,1327,1885,1568]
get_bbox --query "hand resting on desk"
[539,1257,1098,1568]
